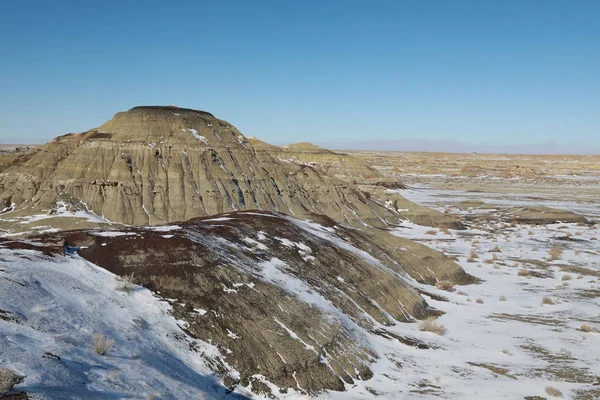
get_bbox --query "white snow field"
[325,187,599,400]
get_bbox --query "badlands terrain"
[0,107,598,399]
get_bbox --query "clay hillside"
[0,106,458,230]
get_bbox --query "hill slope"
[0,211,471,397]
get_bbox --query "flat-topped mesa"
[54,106,244,147]
[0,106,418,228]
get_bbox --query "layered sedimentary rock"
[0,106,427,228]
[248,138,381,182]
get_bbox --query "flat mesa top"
[128,106,215,118]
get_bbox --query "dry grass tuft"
[425,229,437,235]
[456,291,468,296]
[476,298,484,304]
[517,269,531,277]
[419,317,447,335]
[469,250,479,259]
[115,272,137,293]
[435,280,454,292]
[579,324,600,333]
[548,244,563,261]
[0,368,26,394]
[484,258,494,264]
[542,297,555,305]
[545,386,563,397]
[499,295,506,301]
[561,274,572,281]
[489,245,501,253]
[92,333,115,356]
[440,226,450,235]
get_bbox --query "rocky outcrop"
[0,106,424,229]
[357,187,465,229]
[248,138,381,182]
[18,211,470,395]
[504,206,588,225]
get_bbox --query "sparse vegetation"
[92,333,115,355]
[419,317,447,335]
[545,386,563,397]
[476,298,484,304]
[469,250,478,259]
[425,229,437,235]
[499,295,506,301]
[0,368,25,394]
[457,291,468,296]
[435,280,454,292]
[549,244,563,261]
[518,269,531,277]
[542,297,555,305]
[561,274,572,281]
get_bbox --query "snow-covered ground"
[324,188,600,399]
[0,249,249,399]
[1,187,599,399]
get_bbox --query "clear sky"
[1,1,598,153]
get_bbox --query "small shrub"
[0,368,26,394]
[561,275,572,281]
[435,280,454,292]
[115,273,137,293]
[469,250,478,259]
[419,317,447,335]
[484,258,494,264]
[542,297,555,305]
[549,244,563,261]
[499,295,506,301]
[92,333,114,356]
[518,270,531,277]
[425,230,437,235]
[440,226,450,235]
[489,245,501,253]
[476,298,484,304]
[456,291,468,296]
[501,349,512,356]
[545,386,563,397]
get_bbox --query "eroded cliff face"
[0,106,408,228]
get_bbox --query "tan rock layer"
[0,106,415,228]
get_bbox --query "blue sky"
[0,1,598,152]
